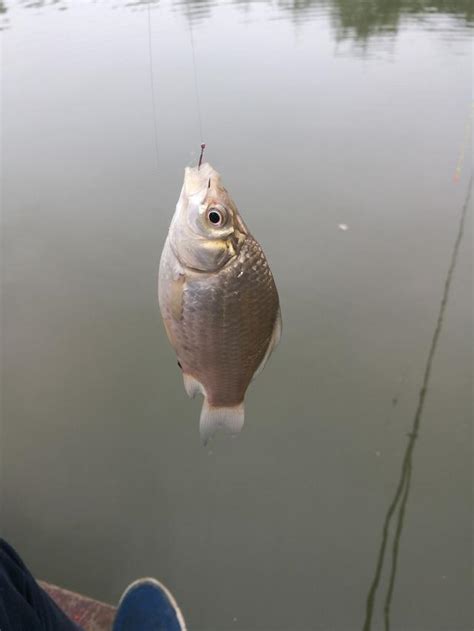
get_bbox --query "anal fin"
[183,373,204,399]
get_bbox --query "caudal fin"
[199,399,245,445]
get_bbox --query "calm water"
[1,1,472,629]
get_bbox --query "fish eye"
[207,207,225,226]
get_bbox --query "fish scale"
[181,240,274,404]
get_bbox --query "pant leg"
[0,539,83,631]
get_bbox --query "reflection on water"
[2,0,473,38]
[326,0,472,40]
[363,175,472,631]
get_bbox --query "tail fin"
[199,399,245,445]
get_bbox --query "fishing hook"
[198,143,206,169]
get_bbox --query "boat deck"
[39,581,116,631]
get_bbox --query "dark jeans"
[0,539,83,631]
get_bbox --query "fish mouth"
[183,162,221,198]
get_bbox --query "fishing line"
[147,0,160,172]
[148,3,205,168]
[188,13,205,154]
[383,460,412,631]
[362,174,472,631]
[453,102,473,183]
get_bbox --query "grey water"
[1,1,472,629]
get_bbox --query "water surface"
[1,1,472,629]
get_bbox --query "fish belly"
[159,236,279,407]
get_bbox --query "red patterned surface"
[39,581,116,631]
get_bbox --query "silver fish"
[158,163,281,444]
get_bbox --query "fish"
[158,162,281,444]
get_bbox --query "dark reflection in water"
[363,175,472,630]
[3,0,473,37]
[329,0,472,42]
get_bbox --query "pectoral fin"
[169,275,185,321]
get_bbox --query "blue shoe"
[113,578,186,631]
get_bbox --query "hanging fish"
[158,162,281,444]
